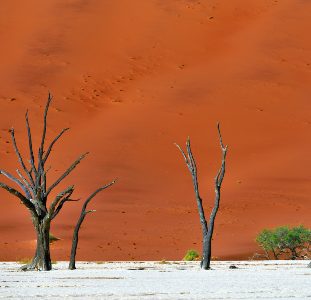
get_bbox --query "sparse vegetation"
[256,225,311,260]
[183,249,200,261]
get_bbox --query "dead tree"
[175,123,228,269]
[69,180,116,270]
[0,93,114,271]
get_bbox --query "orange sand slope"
[0,0,310,261]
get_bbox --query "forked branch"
[175,123,228,270]
[49,185,75,218]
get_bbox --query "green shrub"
[256,229,279,259]
[183,249,200,261]
[256,225,311,260]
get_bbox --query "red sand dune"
[0,0,310,261]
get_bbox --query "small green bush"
[183,249,200,261]
[256,225,311,260]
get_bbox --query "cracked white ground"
[0,261,310,299]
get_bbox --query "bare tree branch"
[81,179,117,213]
[10,128,35,187]
[25,110,37,177]
[186,137,197,173]
[49,185,74,217]
[208,124,228,250]
[46,152,89,196]
[0,182,35,212]
[215,123,228,187]
[0,169,32,199]
[43,128,70,163]
[35,93,52,192]
[16,169,35,198]
[174,143,188,164]
[52,198,79,220]
[39,166,51,200]
[39,92,52,158]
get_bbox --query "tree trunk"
[290,248,298,260]
[201,234,211,270]
[21,216,52,271]
[272,248,278,260]
[69,212,86,270]
[201,225,215,269]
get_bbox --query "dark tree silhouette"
[175,123,228,270]
[0,93,115,271]
[69,180,116,270]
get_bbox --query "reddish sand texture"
[0,0,310,262]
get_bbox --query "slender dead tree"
[175,123,228,270]
[69,180,116,270]
[0,93,114,271]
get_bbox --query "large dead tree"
[0,93,114,271]
[175,123,228,270]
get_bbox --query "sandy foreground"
[0,261,310,299]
